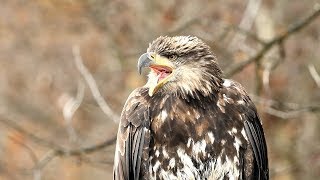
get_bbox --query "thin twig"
[33,150,58,172]
[254,62,263,95]
[7,136,41,180]
[225,4,320,77]
[308,64,320,88]
[8,136,39,167]
[72,45,119,123]
[63,80,85,143]
[75,155,113,171]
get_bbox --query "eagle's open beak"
[138,52,174,96]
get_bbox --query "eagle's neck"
[163,58,223,99]
[163,72,223,100]
[178,75,223,99]
[144,52,223,99]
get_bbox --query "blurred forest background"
[0,0,319,179]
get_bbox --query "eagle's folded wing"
[243,106,269,180]
[113,89,150,180]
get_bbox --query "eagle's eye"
[167,54,177,60]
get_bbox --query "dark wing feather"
[243,108,269,180]
[113,89,150,180]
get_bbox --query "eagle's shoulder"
[221,79,249,99]
[122,87,148,112]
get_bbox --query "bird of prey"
[113,36,268,180]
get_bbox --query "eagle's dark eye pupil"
[168,54,176,60]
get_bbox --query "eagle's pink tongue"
[157,71,169,82]
[151,66,172,82]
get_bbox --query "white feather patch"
[209,155,240,180]
[208,132,215,144]
[176,147,200,179]
[192,139,207,156]
[241,128,248,141]
[223,79,232,87]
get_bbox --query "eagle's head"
[138,36,223,97]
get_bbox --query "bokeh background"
[0,0,319,179]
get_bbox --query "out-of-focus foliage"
[0,0,319,179]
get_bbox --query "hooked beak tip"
[137,53,152,75]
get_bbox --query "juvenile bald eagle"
[113,36,268,180]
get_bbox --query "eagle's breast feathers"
[114,79,268,179]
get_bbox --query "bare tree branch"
[263,107,302,119]
[55,136,117,156]
[32,136,116,172]
[72,45,119,123]
[0,115,117,172]
[250,94,320,119]
[168,17,201,36]
[232,25,267,45]
[229,0,262,51]
[262,62,272,92]
[0,117,64,150]
[225,4,320,77]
